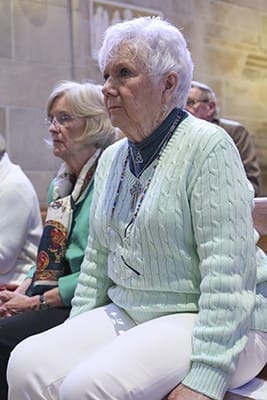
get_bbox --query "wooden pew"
[253,197,267,253]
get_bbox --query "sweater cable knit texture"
[71,114,267,400]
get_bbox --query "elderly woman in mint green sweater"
[8,17,267,400]
[0,80,117,400]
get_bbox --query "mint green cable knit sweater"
[71,114,267,400]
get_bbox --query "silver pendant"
[135,150,143,163]
[130,180,142,211]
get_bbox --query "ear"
[206,101,216,120]
[161,71,178,104]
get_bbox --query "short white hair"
[191,80,217,102]
[98,16,194,108]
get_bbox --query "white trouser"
[7,304,267,400]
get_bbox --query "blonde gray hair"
[46,80,116,149]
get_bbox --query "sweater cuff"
[182,362,230,400]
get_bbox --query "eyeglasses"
[44,113,80,127]
[186,98,210,107]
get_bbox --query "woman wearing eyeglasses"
[0,80,117,400]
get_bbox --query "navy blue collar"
[128,108,187,177]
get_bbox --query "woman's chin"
[53,148,62,158]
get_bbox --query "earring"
[162,104,168,112]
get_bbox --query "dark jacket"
[213,117,261,196]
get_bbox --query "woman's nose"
[102,77,117,96]
[49,119,61,133]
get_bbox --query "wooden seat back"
[253,197,267,253]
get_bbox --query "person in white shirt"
[0,134,42,288]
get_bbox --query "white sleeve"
[0,185,32,273]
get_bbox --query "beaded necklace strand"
[110,110,183,226]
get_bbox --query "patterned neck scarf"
[30,149,101,296]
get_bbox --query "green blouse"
[27,179,93,306]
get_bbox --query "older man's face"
[186,87,213,121]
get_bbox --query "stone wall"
[1,0,266,206]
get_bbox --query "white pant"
[7,304,267,400]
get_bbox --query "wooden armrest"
[40,207,47,225]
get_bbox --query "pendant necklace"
[110,109,183,226]
[129,147,143,211]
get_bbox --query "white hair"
[98,16,194,108]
